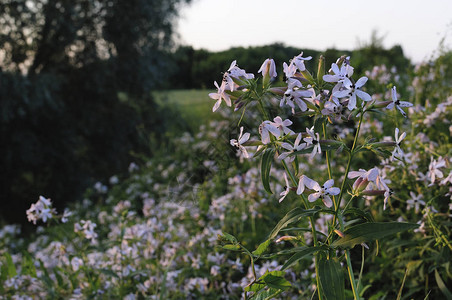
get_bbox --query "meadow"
[153,89,219,132]
[1,51,451,300]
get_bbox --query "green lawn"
[153,89,219,131]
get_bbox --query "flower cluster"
[26,196,57,225]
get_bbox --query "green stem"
[334,109,365,300]
[334,109,364,229]
[281,159,322,300]
[346,250,360,299]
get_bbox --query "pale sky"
[176,0,452,62]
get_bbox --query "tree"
[0,0,191,225]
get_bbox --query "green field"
[153,89,219,131]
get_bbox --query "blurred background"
[1,0,450,226]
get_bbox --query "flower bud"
[356,178,370,193]
[258,58,277,86]
[317,55,325,82]
[275,235,297,243]
[334,229,345,238]
[268,87,287,96]
[300,69,315,84]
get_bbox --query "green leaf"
[253,239,271,256]
[318,256,345,300]
[221,232,238,244]
[261,271,291,290]
[261,148,275,194]
[245,281,266,292]
[435,269,452,299]
[21,252,37,277]
[98,268,120,279]
[4,252,17,277]
[250,288,283,300]
[366,146,392,158]
[281,246,320,270]
[223,244,241,251]
[332,222,419,249]
[268,207,321,241]
[343,208,375,223]
[53,267,65,288]
[242,140,263,146]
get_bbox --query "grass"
[153,89,219,132]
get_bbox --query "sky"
[176,0,452,63]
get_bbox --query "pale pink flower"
[258,58,277,78]
[209,81,231,112]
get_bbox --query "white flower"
[209,81,232,112]
[303,127,321,158]
[224,60,254,91]
[386,86,413,117]
[26,195,56,225]
[230,127,250,158]
[283,61,297,79]
[428,156,446,185]
[278,133,306,161]
[307,179,340,208]
[333,76,372,110]
[61,208,73,223]
[323,62,354,87]
[392,128,407,159]
[406,192,425,213]
[280,89,313,112]
[71,257,84,272]
[348,167,379,190]
[297,175,318,195]
[259,120,280,144]
[270,116,295,136]
[75,220,98,242]
[321,97,343,116]
[279,173,291,203]
[291,52,312,72]
[440,171,452,185]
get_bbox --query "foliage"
[0,0,191,224]
[166,42,412,90]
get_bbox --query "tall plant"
[210,54,419,299]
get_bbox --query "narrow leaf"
[343,208,375,222]
[98,268,120,278]
[332,222,419,249]
[281,247,319,270]
[261,148,275,194]
[435,269,452,299]
[268,207,321,241]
